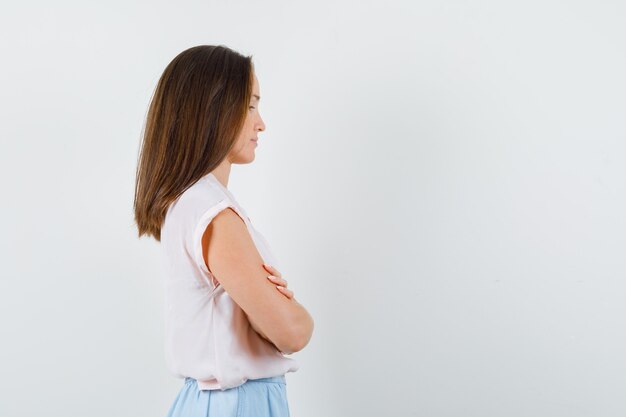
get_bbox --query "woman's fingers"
[263,263,282,279]
[276,285,294,299]
[267,275,288,288]
[266,275,293,299]
[264,265,292,298]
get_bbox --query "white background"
[1,1,625,416]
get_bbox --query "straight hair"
[134,45,254,241]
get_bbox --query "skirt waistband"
[246,375,286,384]
[184,374,286,386]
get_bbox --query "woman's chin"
[234,154,256,164]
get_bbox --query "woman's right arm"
[202,207,314,354]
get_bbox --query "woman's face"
[229,72,265,164]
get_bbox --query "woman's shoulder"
[167,175,232,223]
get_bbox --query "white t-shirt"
[160,172,299,390]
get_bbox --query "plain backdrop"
[1,1,625,416]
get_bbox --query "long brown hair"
[134,45,253,241]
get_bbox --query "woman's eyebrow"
[252,94,261,101]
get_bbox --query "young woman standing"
[134,45,314,417]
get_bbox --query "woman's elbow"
[282,313,314,354]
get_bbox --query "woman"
[133,45,314,417]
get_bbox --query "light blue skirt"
[166,375,291,417]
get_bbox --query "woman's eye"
[249,106,256,110]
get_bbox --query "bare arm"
[203,208,314,354]
[248,299,312,354]
[248,314,284,352]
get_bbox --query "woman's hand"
[263,263,294,299]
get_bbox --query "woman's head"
[134,45,262,241]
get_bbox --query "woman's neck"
[210,162,232,188]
